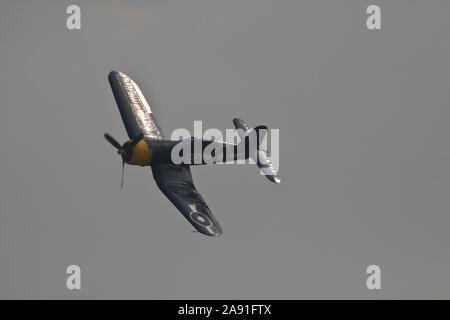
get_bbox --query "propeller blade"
[104,133,122,150]
[121,159,125,189]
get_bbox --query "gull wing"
[151,164,223,237]
[108,71,164,139]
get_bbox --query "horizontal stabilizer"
[233,118,280,184]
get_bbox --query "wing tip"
[204,230,223,237]
[108,70,128,80]
[191,227,223,237]
[195,223,223,237]
[108,70,119,77]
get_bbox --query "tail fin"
[233,118,281,184]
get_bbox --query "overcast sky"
[0,0,449,298]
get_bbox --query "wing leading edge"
[151,164,223,236]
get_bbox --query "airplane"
[104,71,280,236]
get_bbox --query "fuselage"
[123,138,176,166]
[124,137,246,167]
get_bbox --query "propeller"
[121,159,125,189]
[104,132,144,188]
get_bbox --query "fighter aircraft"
[104,71,280,236]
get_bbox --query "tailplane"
[233,118,281,184]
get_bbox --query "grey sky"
[0,0,449,298]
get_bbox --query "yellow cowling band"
[127,140,152,166]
